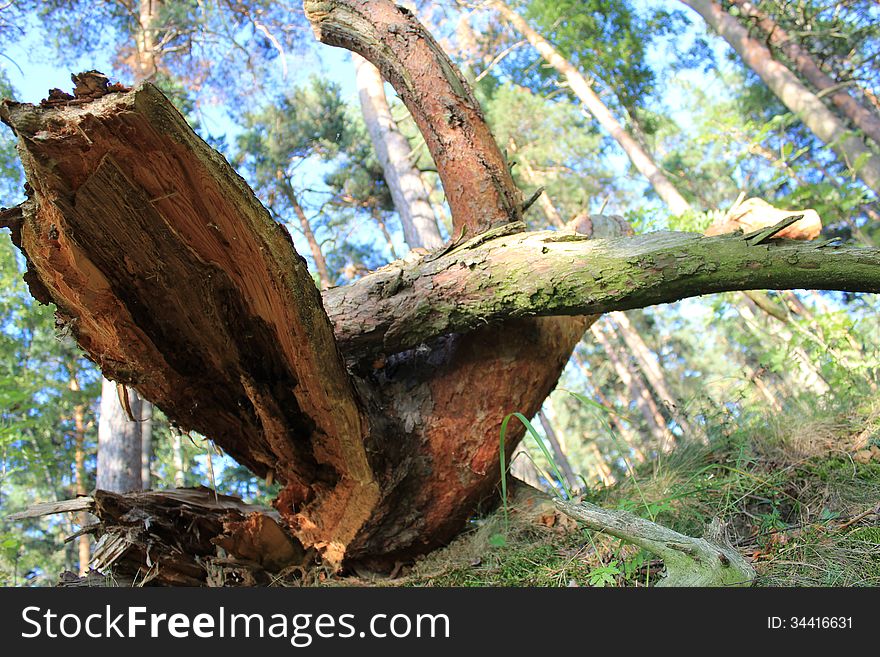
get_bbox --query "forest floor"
[339,398,880,587]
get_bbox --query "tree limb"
[555,499,756,586]
[305,0,521,234]
[325,223,880,357]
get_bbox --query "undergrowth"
[371,398,880,587]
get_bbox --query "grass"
[374,398,880,587]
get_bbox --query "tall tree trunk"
[136,0,160,80]
[97,379,142,492]
[730,0,880,146]
[609,311,703,443]
[353,53,445,250]
[537,409,579,490]
[492,0,693,215]
[588,323,676,453]
[281,180,332,288]
[69,375,90,575]
[172,431,185,488]
[140,397,153,489]
[681,0,880,195]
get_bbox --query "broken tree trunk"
[0,83,379,566]
[14,488,309,586]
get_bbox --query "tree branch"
[324,223,880,357]
[555,499,755,586]
[304,0,521,234]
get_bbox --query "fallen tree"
[2,0,879,581]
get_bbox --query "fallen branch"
[555,499,756,587]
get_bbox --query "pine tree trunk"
[610,311,704,443]
[537,409,579,490]
[172,432,185,488]
[140,397,153,490]
[681,0,880,195]
[353,53,444,249]
[69,375,90,575]
[97,379,142,493]
[730,0,880,146]
[492,0,693,215]
[281,181,332,288]
[588,322,676,452]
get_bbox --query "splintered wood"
[55,488,309,586]
[1,83,378,562]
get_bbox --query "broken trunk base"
[12,487,313,586]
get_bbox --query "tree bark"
[353,53,444,249]
[0,84,377,566]
[96,0,162,500]
[730,0,880,146]
[681,0,880,196]
[97,379,142,493]
[323,222,880,356]
[491,0,693,215]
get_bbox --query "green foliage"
[0,238,101,585]
[404,397,880,587]
[521,0,674,116]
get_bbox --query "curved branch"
[555,499,755,587]
[324,223,880,356]
[304,0,521,234]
